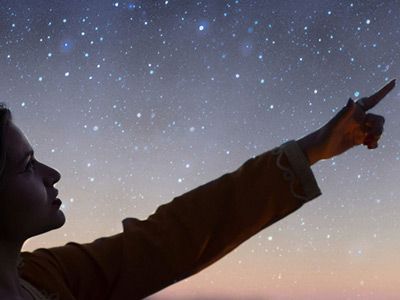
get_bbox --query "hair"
[0,102,13,190]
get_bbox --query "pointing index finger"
[356,79,396,111]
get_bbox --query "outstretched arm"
[117,79,397,297]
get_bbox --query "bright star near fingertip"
[197,20,209,32]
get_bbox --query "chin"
[52,211,66,229]
[37,213,67,236]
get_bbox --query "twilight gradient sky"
[1,0,400,299]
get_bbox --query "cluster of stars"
[2,1,399,298]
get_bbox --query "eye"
[25,160,35,172]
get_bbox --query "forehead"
[5,121,33,166]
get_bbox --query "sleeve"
[19,140,321,300]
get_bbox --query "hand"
[298,79,396,164]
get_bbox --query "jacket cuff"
[275,140,322,204]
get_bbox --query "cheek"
[8,175,48,209]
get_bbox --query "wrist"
[296,130,323,166]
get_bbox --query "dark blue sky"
[1,1,399,298]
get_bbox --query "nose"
[50,168,61,186]
[43,164,61,187]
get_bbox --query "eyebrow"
[18,149,34,167]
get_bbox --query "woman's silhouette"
[0,79,396,299]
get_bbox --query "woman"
[0,79,396,300]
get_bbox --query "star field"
[1,1,400,299]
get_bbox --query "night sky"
[1,1,400,299]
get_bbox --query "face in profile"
[0,121,65,242]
